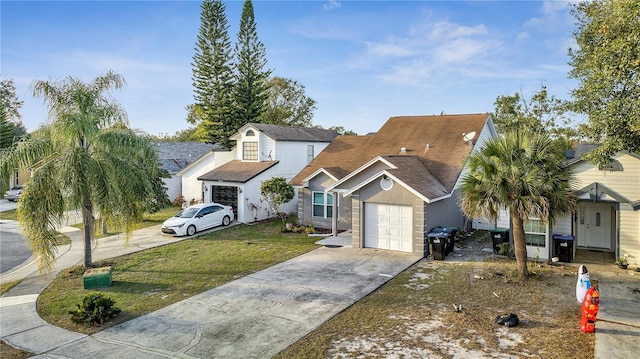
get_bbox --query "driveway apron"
[30,246,420,358]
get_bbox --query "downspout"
[331,191,338,237]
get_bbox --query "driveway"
[25,245,420,358]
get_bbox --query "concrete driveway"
[8,238,419,358]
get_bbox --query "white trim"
[302,168,340,184]
[339,170,451,203]
[312,191,334,218]
[326,156,397,192]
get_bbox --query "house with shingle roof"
[290,114,497,256]
[185,123,338,223]
[153,142,218,201]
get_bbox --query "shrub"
[172,194,185,207]
[69,293,121,326]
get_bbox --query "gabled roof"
[197,160,279,183]
[231,123,338,142]
[153,142,218,174]
[291,114,490,198]
[576,182,640,211]
[335,156,451,202]
[565,143,640,166]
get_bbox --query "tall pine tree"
[189,0,235,147]
[233,0,271,128]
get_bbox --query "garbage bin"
[427,232,447,260]
[489,228,509,254]
[442,227,458,255]
[553,234,575,262]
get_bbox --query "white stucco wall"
[163,175,182,202]
[179,150,234,203]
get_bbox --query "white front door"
[577,202,613,250]
[364,203,413,252]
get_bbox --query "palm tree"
[1,71,168,272]
[459,130,576,280]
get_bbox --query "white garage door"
[364,203,413,252]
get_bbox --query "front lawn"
[37,220,319,335]
[0,209,18,221]
[276,243,594,358]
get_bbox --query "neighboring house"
[480,145,640,265]
[290,114,497,257]
[177,149,234,204]
[191,123,338,223]
[1,167,29,199]
[153,142,218,202]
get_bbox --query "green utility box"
[83,266,113,289]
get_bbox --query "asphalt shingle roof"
[291,114,490,199]
[250,123,338,142]
[153,142,218,173]
[197,160,279,183]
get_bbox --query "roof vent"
[400,147,407,153]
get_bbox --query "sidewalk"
[0,221,204,354]
[587,263,640,359]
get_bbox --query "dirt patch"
[276,230,594,359]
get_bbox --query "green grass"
[37,219,319,335]
[0,280,22,296]
[0,209,18,221]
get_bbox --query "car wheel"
[222,216,231,226]
[187,225,196,236]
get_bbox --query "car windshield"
[175,207,199,218]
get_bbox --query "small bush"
[172,194,185,207]
[69,293,121,326]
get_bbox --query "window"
[312,192,333,218]
[246,129,255,136]
[524,218,546,247]
[243,141,258,160]
[599,159,623,171]
[307,145,314,163]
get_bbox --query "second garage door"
[364,203,413,252]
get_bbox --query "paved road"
[0,217,32,275]
[0,229,32,274]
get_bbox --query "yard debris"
[473,274,484,280]
[493,292,499,298]
[453,303,463,312]
[495,313,520,327]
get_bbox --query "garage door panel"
[364,203,413,252]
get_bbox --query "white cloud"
[426,21,488,41]
[323,0,341,11]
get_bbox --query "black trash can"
[442,227,458,255]
[553,234,575,262]
[427,232,447,260]
[489,228,509,254]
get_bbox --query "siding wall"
[572,153,640,265]
[301,173,351,231]
[424,190,465,230]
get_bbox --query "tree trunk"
[82,199,95,268]
[511,215,529,280]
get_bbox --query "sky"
[2,0,579,136]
